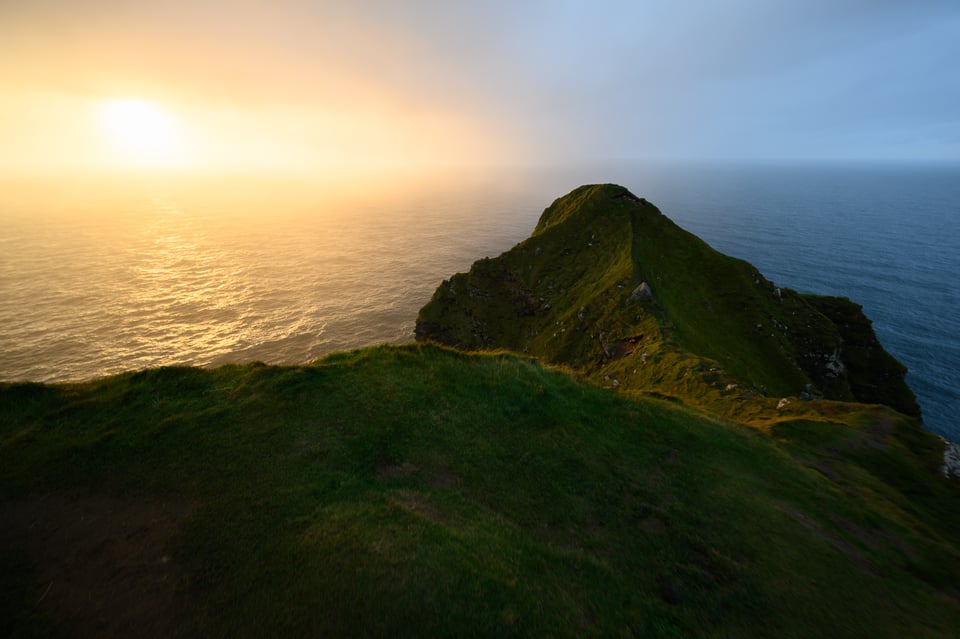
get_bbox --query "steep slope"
[1,345,957,637]
[416,184,919,417]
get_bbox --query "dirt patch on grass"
[425,467,463,490]
[835,414,894,453]
[391,490,459,530]
[776,503,878,576]
[827,514,919,564]
[807,458,844,483]
[375,461,418,481]
[0,492,194,638]
[639,515,667,533]
[376,461,464,491]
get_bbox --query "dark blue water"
[543,163,959,440]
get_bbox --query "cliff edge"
[417,184,919,418]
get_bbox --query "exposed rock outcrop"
[942,437,960,480]
[630,282,654,300]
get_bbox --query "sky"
[2,0,959,177]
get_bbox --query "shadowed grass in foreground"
[2,344,958,637]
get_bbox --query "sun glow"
[0,91,508,178]
[98,98,189,168]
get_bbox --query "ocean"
[1,163,958,440]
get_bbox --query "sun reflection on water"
[0,176,542,382]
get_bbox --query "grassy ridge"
[2,344,958,637]
[416,184,918,416]
[2,184,950,636]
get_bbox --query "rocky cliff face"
[416,184,919,417]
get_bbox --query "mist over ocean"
[1,163,957,440]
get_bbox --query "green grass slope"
[416,184,918,417]
[2,345,958,638]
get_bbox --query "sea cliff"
[417,184,919,420]
[2,185,958,638]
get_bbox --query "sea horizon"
[2,161,958,440]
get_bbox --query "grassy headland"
[416,184,920,421]
[3,185,957,637]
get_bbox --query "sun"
[98,98,188,167]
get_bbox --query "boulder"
[631,282,654,300]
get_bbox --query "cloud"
[2,0,958,166]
